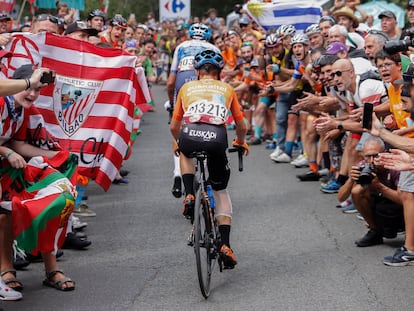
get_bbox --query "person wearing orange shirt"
[170,50,248,269]
[375,50,414,138]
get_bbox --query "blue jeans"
[276,93,290,151]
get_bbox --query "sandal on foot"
[43,270,75,291]
[1,269,23,291]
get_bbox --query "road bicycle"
[188,147,243,299]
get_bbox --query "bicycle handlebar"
[228,147,244,172]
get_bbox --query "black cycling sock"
[322,152,331,169]
[219,225,231,248]
[337,174,348,185]
[182,174,194,196]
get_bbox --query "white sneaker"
[290,154,308,167]
[269,146,282,161]
[272,152,292,163]
[0,280,22,301]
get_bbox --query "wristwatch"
[337,122,344,132]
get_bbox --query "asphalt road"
[7,84,414,311]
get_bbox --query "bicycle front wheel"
[194,191,213,299]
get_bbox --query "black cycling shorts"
[179,123,230,191]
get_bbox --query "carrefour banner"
[159,0,190,21]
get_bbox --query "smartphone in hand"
[40,71,56,84]
[362,102,374,129]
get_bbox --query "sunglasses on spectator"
[240,24,248,28]
[330,69,351,79]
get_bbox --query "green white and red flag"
[0,151,77,254]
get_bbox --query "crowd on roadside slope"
[3,0,414,303]
[193,0,414,269]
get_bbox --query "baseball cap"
[0,12,11,21]
[12,64,34,80]
[408,0,414,8]
[378,11,396,20]
[239,16,250,25]
[395,64,414,85]
[64,21,99,36]
[324,42,348,55]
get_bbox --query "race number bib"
[184,100,228,125]
[178,56,194,72]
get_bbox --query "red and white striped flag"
[0,0,14,13]
[5,32,149,191]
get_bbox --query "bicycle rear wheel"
[194,189,213,298]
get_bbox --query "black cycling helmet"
[194,49,224,70]
[87,9,106,22]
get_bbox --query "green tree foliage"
[82,0,237,22]
[361,0,405,7]
[22,0,408,24]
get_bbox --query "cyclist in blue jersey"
[166,23,221,198]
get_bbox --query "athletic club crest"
[53,75,102,136]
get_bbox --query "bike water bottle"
[206,184,215,209]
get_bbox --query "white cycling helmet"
[305,24,320,35]
[290,34,310,46]
[277,24,296,38]
[265,33,282,47]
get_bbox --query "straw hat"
[332,7,359,29]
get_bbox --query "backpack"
[358,70,382,86]
[358,70,388,102]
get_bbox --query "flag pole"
[17,0,28,24]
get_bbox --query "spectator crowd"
[2,0,414,303]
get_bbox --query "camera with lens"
[384,28,414,54]
[357,163,375,186]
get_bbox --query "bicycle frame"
[191,151,222,299]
